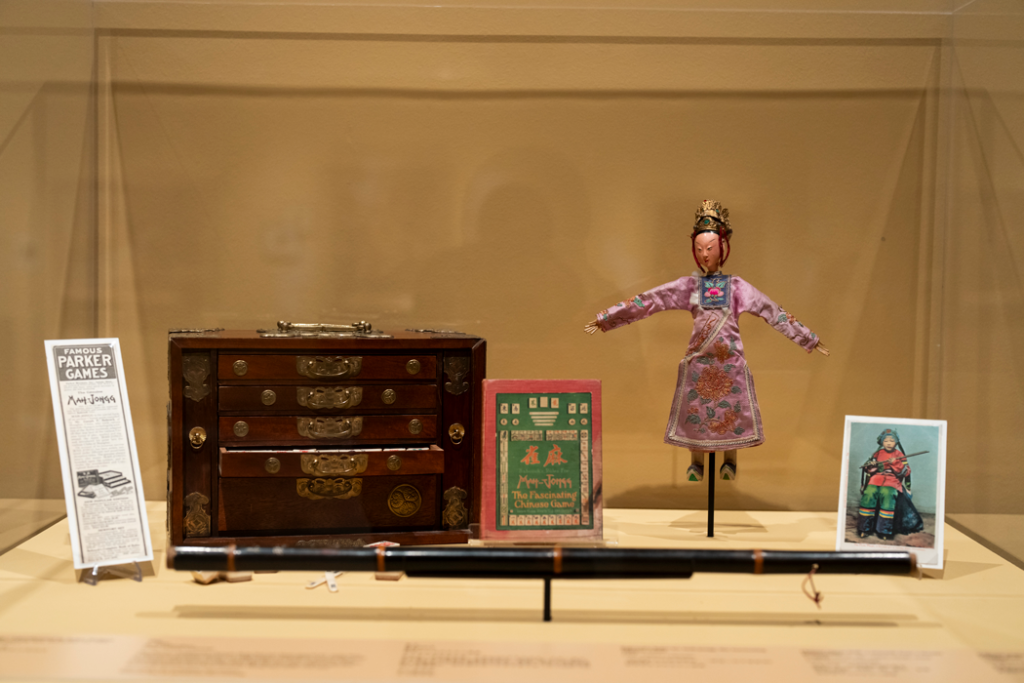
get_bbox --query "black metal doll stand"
[707,452,716,537]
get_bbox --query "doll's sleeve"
[735,277,820,352]
[595,278,693,332]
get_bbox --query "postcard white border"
[836,415,947,570]
[45,338,152,570]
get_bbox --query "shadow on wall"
[607,483,788,511]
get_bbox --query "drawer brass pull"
[386,454,402,471]
[264,457,281,474]
[381,388,397,405]
[297,477,362,500]
[408,419,423,435]
[188,426,207,450]
[406,359,421,375]
[261,390,277,405]
[297,416,363,440]
[297,386,363,410]
[233,360,248,376]
[448,422,465,445]
[296,356,362,379]
[233,421,249,437]
[387,484,422,517]
[300,452,368,476]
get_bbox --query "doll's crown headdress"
[692,200,732,237]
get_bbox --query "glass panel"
[3,0,1022,554]
[0,0,94,552]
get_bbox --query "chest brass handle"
[448,423,465,445]
[297,416,363,439]
[297,386,363,410]
[296,356,362,379]
[188,427,207,450]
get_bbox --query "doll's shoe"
[720,462,736,481]
[685,464,704,482]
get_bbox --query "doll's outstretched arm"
[736,277,825,354]
[591,278,694,333]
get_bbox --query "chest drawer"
[219,414,436,445]
[218,354,436,381]
[218,474,439,533]
[218,384,438,413]
[219,446,444,477]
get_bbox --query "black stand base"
[543,577,552,622]
[707,452,716,538]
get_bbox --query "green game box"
[479,379,602,541]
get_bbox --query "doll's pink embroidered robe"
[596,275,819,451]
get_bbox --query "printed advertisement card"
[45,338,152,570]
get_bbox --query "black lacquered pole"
[169,545,916,578]
[708,451,716,537]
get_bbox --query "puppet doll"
[585,200,829,481]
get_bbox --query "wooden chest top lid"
[169,326,483,351]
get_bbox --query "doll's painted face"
[882,436,897,452]
[694,232,722,272]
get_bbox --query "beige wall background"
[1,1,1021,521]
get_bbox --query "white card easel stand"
[79,562,144,585]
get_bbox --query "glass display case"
[1,0,1021,561]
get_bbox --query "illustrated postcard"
[836,415,947,569]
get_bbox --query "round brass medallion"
[233,420,249,437]
[386,454,402,471]
[233,360,248,376]
[261,389,277,405]
[406,359,421,375]
[381,388,397,405]
[265,457,281,474]
[408,418,423,435]
[387,484,421,517]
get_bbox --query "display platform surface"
[0,503,1022,682]
[948,513,1024,571]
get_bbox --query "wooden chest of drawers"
[167,327,485,548]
